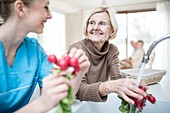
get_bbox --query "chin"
[35,29,43,34]
[90,37,105,42]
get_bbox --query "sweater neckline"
[83,38,110,56]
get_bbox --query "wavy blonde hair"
[83,5,118,40]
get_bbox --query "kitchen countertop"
[70,73,170,113]
[47,73,170,113]
[148,73,170,100]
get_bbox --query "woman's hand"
[99,78,147,104]
[68,48,90,74]
[40,70,72,110]
[15,70,73,113]
[68,48,90,95]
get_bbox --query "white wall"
[152,1,170,74]
[65,11,84,50]
[42,12,66,57]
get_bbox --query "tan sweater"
[69,39,123,102]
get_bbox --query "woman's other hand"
[99,78,147,104]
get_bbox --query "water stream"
[129,62,147,113]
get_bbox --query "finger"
[73,49,85,59]
[51,92,68,105]
[43,73,56,82]
[47,83,69,95]
[43,76,71,89]
[68,48,77,57]
[126,85,144,100]
[126,78,137,85]
[78,55,89,64]
[119,92,134,104]
[79,60,90,69]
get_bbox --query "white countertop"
[47,73,170,113]
[148,73,170,100]
[70,73,170,113]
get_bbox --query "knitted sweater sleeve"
[108,45,124,80]
[76,76,107,102]
[69,41,107,102]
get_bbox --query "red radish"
[69,57,80,73]
[118,85,156,113]
[63,55,70,62]
[57,58,69,70]
[69,57,79,67]
[148,94,156,104]
[135,99,144,110]
[48,54,80,75]
[144,95,149,100]
[139,85,147,92]
[48,55,57,64]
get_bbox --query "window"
[110,11,157,60]
[27,12,65,57]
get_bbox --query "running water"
[136,63,146,87]
[129,62,147,113]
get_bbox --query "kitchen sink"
[73,93,170,113]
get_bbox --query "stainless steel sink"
[73,93,170,113]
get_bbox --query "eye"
[89,21,96,25]
[99,21,106,26]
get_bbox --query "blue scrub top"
[0,37,53,112]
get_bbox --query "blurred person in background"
[120,40,145,69]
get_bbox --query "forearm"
[98,81,113,97]
[14,97,50,113]
[72,71,85,96]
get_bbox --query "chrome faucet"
[142,33,170,64]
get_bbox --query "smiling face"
[87,12,113,43]
[23,0,52,33]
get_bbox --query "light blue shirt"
[0,37,53,112]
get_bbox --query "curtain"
[152,1,170,73]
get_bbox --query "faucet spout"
[142,33,170,64]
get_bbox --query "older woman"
[69,6,147,104]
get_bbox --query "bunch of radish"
[48,54,80,113]
[48,54,80,75]
[118,85,156,113]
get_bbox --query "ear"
[109,28,115,37]
[14,0,25,17]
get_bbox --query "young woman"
[0,0,90,112]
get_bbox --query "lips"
[91,31,103,35]
[42,20,47,27]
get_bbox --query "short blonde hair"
[83,5,118,39]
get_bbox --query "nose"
[47,11,52,19]
[93,23,100,30]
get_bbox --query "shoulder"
[23,37,48,60]
[109,43,119,54]
[24,37,39,45]
[69,39,85,49]
[24,37,44,53]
